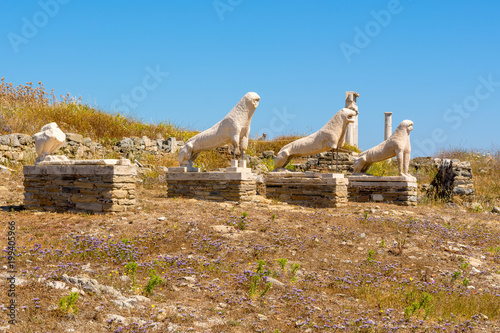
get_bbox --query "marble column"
[344,91,360,147]
[384,112,392,141]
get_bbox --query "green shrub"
[59,292,79,315]
[143,269,163,296]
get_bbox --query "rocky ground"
[0,172,499,332]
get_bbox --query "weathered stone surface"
[23,163,136,213]
[348,175,417,206]
[66,133,83,143]
[34,123,68,164]
[430,159,474,200]
[166,169,256,202]
[265,172,348,207]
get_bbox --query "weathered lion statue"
[178,92,260,167]
[34,122,68,164]
[274,108,358,169]
[353,120,413,177]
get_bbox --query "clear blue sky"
[1,1,500,156]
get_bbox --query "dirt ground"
[0,172,499,332]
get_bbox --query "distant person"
[260,132,267,141]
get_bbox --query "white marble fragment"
[34,122,68,164]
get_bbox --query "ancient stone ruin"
[168,92,260,201]
[348,175,417,206]
[265,172,348,207]
[24,159,136,213]
[430,159,475,199]
[23,123,137,213]
[166,165,256,202]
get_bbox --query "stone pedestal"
[23,159,137,213]
[165,166,256,202]
[348,175,417,206]
[265,172,348,207]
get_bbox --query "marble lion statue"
[274,108,359,169]
[34,122,68,164]
[353,120,413,177]
[178,92,260,167]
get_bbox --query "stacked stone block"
[348,175,417,206]
[23,163,137,213]
[296,151,356,174]
[432,159,474,198]
[166,168,256,202]
[265,172,348,207]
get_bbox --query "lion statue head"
[242,92,260,110]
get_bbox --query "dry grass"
[246,135,304,157]
[436,148,500,209]
[0,78,195,141]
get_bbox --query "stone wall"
[295,151,356,174]
[23,162,137,213]
[410,157,475,201]
[0,133,183,164]
[246,149,356,174]
[0,133,35,163]
[265,172,348,207]
[431,159,474,199]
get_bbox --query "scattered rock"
[492,206,500,214]
[257,314,268,321]
[267,277,285,288]
[470,202,483,211]
[211,225,234,233]
[65,133,83,143]
[156,311,168,321]
[106,314,129,325]
[262,151,275,159]
[445,202,460,209]
[157,216,166,221]
[442,245,462,254]
[178,276,197,283]
[81,263,94,273]
[0,166,12,174]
